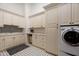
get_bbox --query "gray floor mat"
[6,44,29,55]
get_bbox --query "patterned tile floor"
[0,46,52,56]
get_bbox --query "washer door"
[63,29,79,46]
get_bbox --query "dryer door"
[62,28,79,46]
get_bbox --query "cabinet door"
[72,4,79,24]
[37,35,46,49]
[14,35,25,46]
[11,14,17,25]
[0,37,5,51]
[36,13,45,27]
[18,35,25,44]
[19,17,25,28]
[41,35,47,49]
[30,17,34,28]
[5,36,14,49]
[46,7,58,25]
[36,34,43,48]
[30,13,45,28]
[14,35,20,46]
[4,12,12,25]
[58,4,72,25]
[0,10,3,27]
[32,34,37,45]
[30,16,40,28]
[46,28,58,55]
[41,13,46,27]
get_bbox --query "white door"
[0,10,3,27]
[72,3,79,24]
[58,4,72,25]
[0,37,5,51]
[46,28,58,55]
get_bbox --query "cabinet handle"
[72,22,74,24]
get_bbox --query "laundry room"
[0,3,79,56]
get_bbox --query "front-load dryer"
[59,25,79,56]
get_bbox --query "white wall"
[29,3,49,15]
[0,3,25,16]
[25,4,31,33]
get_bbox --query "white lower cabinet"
[32,34,37,46]
[36,34,42,48]
[0,37,5,51]
[0,34,25,51]
[32,33,46,49]
[5,36,14,49]
[14,35,25,46]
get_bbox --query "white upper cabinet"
[30,12,45,28]
[46,6,58,25]
[19,17,25,28]
[0,10,3,27]
[58,4,72,25]
[11,14,17,26]
[13,15,25,28]
[72,4,79,24]
[0,10,25,28]
[4,12,12,25]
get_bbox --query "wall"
[24,4,31,44]
[25,4,31,33]
[0,3,25,16]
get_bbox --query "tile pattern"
[0,46,52,56]
[0,50,9,56]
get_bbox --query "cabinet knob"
[70,22,72,24]
[70,22,74,24]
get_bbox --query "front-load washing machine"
[59,25,79,56]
